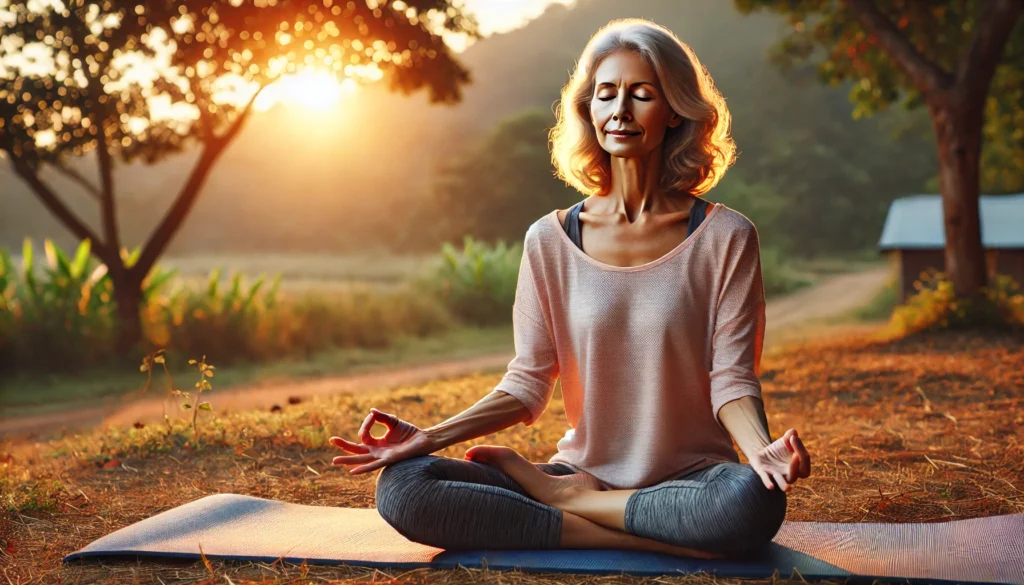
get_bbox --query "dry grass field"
[1,326,1022,584]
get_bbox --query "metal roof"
[878,193,1024,250]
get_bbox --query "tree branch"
[92,97,122,262]
[49,161,101,201]
[956,0,1021,108]
[214,84,266,146]
[11,158,112,261]
[132,86,266,280]
[841,0,953,97]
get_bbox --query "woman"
[329,18,811,560]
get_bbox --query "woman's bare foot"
[464,445,601,508]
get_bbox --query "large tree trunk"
[111,270,145,356]
[929,102,988,298]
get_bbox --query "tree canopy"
[734,0,1023,192]
[735,0,1023,296]
[0,0,477,349]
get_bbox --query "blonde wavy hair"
[549,18,737,197]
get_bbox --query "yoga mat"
[65,494,1024,585]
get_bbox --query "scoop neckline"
[546,201,722,273]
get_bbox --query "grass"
[787,253,886,276]
[849,276,900,323]
[0,323,514,418]
[162,251,441,288]
[2,327,1022,584]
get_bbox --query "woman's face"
[589,49,682,158]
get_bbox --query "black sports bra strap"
[562,197,709,251]
[686,197,710,237]
[565,199,585,249]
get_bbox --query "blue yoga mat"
[64,494,1023,585]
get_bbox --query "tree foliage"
[735,0,1022,298]
[734,0,1024,192]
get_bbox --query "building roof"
[878,193,1024,250]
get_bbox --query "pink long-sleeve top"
[494,202,766,491]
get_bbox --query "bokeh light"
[254,68,358,112]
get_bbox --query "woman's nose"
[613,99,632,121]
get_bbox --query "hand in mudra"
[749,428,811,492]
[330,408,435,475]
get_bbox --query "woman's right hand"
[330,408,436,474]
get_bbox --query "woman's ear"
[669,114,685,128]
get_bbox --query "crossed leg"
[374,454,734,559]
[465,445,787,557]
[376,448,782,557]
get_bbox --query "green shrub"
[0,238,460,378]
[413,235,520,326]
[760,247,813,298]
[853,276,900,322]
[888,269,1024,336]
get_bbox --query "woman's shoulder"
[524,208,564,243]
[706,202,758,241]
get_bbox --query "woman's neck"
[599,150,688,224]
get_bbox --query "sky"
[455,0,575,45]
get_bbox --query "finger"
[358,412,380,447]
[333,454,376,466]
[351,458,391,475]
[757,469,775,490]
[770,471,790,492]
[330,436,369,454]
[783,429,797,453]
[370,408,398,430]
[793,435,812,478]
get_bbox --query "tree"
[0,0,477,352]
[735,0,1023,298]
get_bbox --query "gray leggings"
[375,455,787,555]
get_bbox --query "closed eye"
[597,96,653,101]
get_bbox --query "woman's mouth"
[608,130,640,139]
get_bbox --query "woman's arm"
[707,221,811,490]
[421,389,531,451]
[708,221,767,434]
[332,230,558,473]
[330,389,535,474]
[717,395,771,461]
[424,237,560,447]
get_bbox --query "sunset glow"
[254,68,359,112]
[6,0,580,144]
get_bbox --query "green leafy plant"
[2,238,460,382]
[0,238,177,374]
[759,247,813,298]
[414,235,520,326]
[139,350,215,447]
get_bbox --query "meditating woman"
[329,17,812,560]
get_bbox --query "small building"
[878,193,1024,302]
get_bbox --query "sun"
[254,68,356,112]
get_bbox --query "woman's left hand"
[749,428,811,492]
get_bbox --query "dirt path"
[1,266,892,440]
[763,265,892,348]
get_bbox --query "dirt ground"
[1,323,1022,584]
